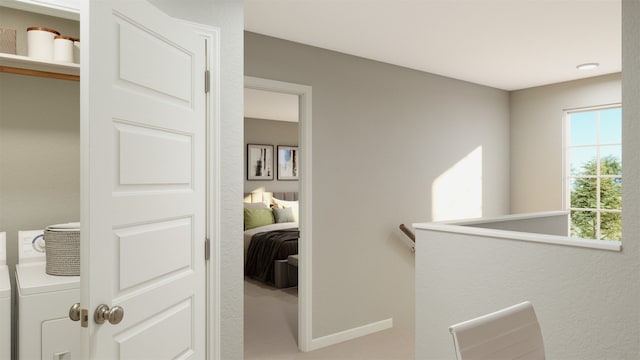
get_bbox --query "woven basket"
[44,228,80,276]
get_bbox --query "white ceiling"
[244,0,621,91]
[244,88,299,122]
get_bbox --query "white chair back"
[449,301,545,360]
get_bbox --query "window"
[565,105,622,241]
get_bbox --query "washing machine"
[0,232,11,360]
[15,230,80,360]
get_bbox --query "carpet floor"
[244,278,415,360]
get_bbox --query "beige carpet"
[244,278,415,360]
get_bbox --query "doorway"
[244,76,313,353]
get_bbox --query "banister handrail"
[399,224,415,242]
[399,224,416,253]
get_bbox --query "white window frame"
[563,103,622,240]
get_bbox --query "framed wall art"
[277,145,299,180]
[247,144,274,180]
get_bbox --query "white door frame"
[244,76,313,352]
[180,22,222,360]
[139,18,223,360]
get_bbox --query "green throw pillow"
[244,208,275,230]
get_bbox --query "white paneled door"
[81,1,206,358]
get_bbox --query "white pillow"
[271,198,299,222]
[243,202,269,209]
[273,207,295,223]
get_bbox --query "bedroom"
[242,86,301,357]
[242,87,300,288]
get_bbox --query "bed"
[243,191,299,287]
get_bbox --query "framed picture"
[247,144,274,180]
[277,145,299,180]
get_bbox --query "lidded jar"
[27,27,60,60]
[53,35,74,62]
[72,38,80,63]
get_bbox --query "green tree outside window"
[570,156,622,241]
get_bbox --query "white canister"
[53,35,74,63]
[27,27,60,61]
[72,38,80,64]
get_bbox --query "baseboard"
[309,318,393,351]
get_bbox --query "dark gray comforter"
[244,228,299,284]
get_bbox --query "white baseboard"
[309,318,393,351]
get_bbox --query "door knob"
[69,303,81,321]
[94,304,125,325]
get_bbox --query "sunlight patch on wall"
[432,146,483,221]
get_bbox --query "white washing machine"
[15,230,80,360]
[0,232,11,360]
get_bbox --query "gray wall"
[0,72,80,282]
[244,117,299,193]
[246,31,511,337]
[0,73,80,360]
[510,73,621,213]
